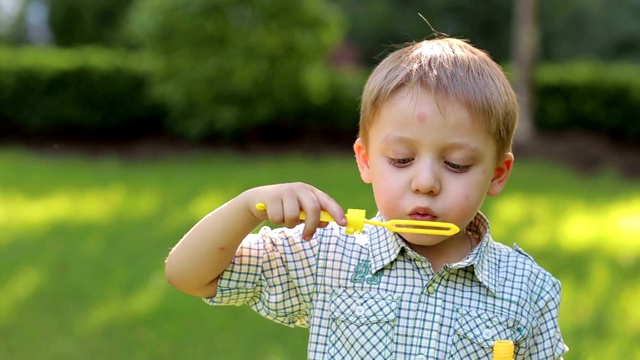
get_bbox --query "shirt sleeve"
[527,274,569,359]
[203,225,319,328]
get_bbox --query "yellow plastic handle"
[255,203,335,222]
[492,340,514,360]
[255,203,459,236]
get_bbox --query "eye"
[445,161,470,173]
[388,157,414,167]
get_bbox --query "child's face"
[354,85,513,247]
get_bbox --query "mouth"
[408,207,437,221]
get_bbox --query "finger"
[264,198,285,225]
[282,194,303,229]
[313,190,347,226]
[299,197,322,241]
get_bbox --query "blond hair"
[358,37,518,157]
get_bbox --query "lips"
[409,206,437,221]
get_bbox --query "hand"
[245,182,347,240]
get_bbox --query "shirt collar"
[449,212,502,294]
[366,211,502,294]
[367,214,405,274]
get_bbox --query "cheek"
[450,181,487,209]
[446,190,485,225]
[371,177,396,201]
[370,173,402,210]
[457,191,477,206]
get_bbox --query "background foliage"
[122,0,348,140]
[534,62,640,140]
[2,0,640,142]
[0,46,164,138]
[0,0,640,141]
[48,0,135,46]
[40,0,640,63]
[3,47,640,142]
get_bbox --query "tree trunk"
[511,0,539,144]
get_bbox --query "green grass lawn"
[0,146,638,359]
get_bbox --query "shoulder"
[486,240,562,300]
[489,240,554,276]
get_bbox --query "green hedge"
[535,62,640,141]
[1,45,639,143]
[0,45,365,142]
[0,46,166,138]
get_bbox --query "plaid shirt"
[206,212,568,359]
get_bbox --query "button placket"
[423,268,450,295]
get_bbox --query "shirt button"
[482,328,495,339]
[415,355,427,360]
[355,305,366,316]
[426,285,436,294]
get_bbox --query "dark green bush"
[124,0,347,140]
[301,67,366,132]
[534,62,640,141]
[0,46,166,138]
[49,0,136,46]
[212,65,366,146]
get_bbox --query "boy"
[165,37,568,359]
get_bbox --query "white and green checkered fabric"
[205,212,568,359]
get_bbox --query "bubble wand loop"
[255,203,459,236]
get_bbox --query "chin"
[400,234,449,246]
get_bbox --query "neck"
[407,231,477,272]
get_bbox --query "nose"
[411,160,441,195]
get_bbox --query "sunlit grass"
[0,265,44,322]
[489,192,640,254]
[0,147,638,359]
[80,271,167,333]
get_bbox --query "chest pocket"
[328,289,399,360]
[449,308,529,359]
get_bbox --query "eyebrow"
[380,134,418,146]
[444,141,483,154]
[381,135,483,154]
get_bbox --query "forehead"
[369,86,497,155]
[375,86,477,128]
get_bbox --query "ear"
[353,138,372,184]
[487,152,514,196]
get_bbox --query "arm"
[164,182,346,298]
[527,277,568,359]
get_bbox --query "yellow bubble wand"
[255,203,459,236]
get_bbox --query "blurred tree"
[48,0,134,46]
[336,0,640,65]
[337,0,514,66]
[539,0,640,61]
[124,0,346,140]
[511,0,539,144]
